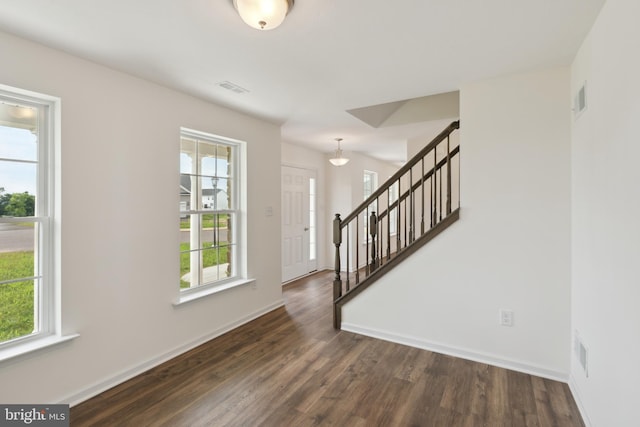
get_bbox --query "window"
[363,170,378,240]
[0,86,58,350]
[179,129,245,295]
[363,170,378,203]
[389,180,399,234]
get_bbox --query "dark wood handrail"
[377,145,460,219]
[341,120,459,225]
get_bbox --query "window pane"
[219,213,233,245]
[180,138,196,174]
[0,161,37,217]
[0,222,36,280]
[200,214,233,246]
[216,145,231,178]
[179,174,195,212]
[179,249,196,288]
[0,279,35,342]
[0,216,37,341]
[0,123,38,162]
[198,143,231,178]
[200,214,216,246]
[180,215,192,247]
[202,246,227,283]
[200,177,229,210]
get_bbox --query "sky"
[180,149,230,190]
[0,125,37,195]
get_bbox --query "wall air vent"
[573,82,587,119]
[218,81,249,94]
[574,330,589,377]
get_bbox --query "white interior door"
[281,166,314,282]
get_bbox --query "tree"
[4,192,35,217]
[0,189,11,216]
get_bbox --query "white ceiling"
[0,0,605,164]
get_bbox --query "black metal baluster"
[421,157,425,236]
[387,188,391,261]
[446,135,452,215]
[432,149,437,227]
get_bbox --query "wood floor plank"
[71,270,584,426]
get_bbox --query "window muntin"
[179,130,241,292]
[0,91,54,348]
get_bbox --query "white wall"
[0,31,282,404]
[570,1,640,425]
[406,118,459,158]
[342,67,573,379]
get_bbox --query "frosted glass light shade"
[329,157,349,166]
[233,0,293,30]
[329,149,349,166]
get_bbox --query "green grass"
[179,242,229,288]
[180,214,229,229]
[0,251,35,342]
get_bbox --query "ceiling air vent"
[217,81,249,94]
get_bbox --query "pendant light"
[329,138,349,166]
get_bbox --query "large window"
[0,87,57,349]
[179,129,243,294]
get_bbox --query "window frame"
[177,128,248,303]
[0,84,75,362]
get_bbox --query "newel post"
[333,213,342,329]
[369,210,378,273]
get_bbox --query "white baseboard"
[341,322,569,382]
[62,299,285,407]
[569,374,592,427]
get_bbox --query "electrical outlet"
[499,309,514,327]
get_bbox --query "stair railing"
[333,120,460,328]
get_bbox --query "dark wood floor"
[71,271,584,426]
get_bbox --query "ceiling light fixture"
[233,0,294,31]
[329,138,349,167]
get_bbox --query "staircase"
[332,120,460,328]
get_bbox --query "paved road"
[0,224,229,252]
[0,223,34,253]
[180,228,228,244]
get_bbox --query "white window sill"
[0,333,80,364]
[173,278,255,306]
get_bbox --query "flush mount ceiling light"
[329,138,350,167]
[233,0,294,31]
